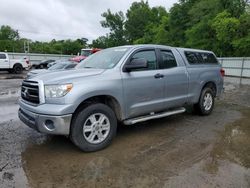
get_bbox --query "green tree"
[125,1,154,42]
[218,0,249,17]
[92,35,112,48]
[0,25,19,40]
[232,13,250,56]
[212,11,240,56]
[101,9,127,46]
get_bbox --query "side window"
[131,50,157,70]
[185,51,218,65]
[160,50,177,69]
[185,52,200,64]
[200,53,218,64]
[0,54,7,59]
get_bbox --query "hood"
[30,68,105,84]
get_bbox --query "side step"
[123,107,186,125]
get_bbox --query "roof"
[108,44,214,53]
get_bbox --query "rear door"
[0,53,9,68]
[158,48,189,108]
[121,48,165,118]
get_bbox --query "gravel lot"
[0,77,250,188]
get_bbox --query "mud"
[0,79,250,188]
[0,71,27,80]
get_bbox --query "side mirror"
[124,58,148,72]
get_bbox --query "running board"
[123,107,186,125]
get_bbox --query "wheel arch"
[73,95,123,122]
[13,63,23,68]
[201,81,217,97]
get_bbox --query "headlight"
[45,84,73,98]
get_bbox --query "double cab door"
[121,47,189,119]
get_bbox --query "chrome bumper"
[18,107,72,135]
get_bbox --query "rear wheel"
[13,64,23,74]
[194,87,214,115]
[70,103,117,152]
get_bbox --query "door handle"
[154,73,164,79]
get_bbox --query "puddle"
[20,105,249,187]
[21,121,178,188]
[205,108,250,173]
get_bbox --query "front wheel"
[70,103,117,152]
[194,87,215,115]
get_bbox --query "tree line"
[0,0,249,57]
[93,0,250,57]
[0,25,87,55]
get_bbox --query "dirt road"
[0,79,250,188]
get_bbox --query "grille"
[21,80,40,104]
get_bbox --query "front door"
[122,49,165,118]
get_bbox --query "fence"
[8,52,74,65]
[7,53,250,79]
[218,57,250,77]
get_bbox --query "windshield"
[48,62,70,70]
[77,47,130,69]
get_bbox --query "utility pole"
[24,41,29,53]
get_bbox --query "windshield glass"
[48,62,70,70]
[77,47,130,69]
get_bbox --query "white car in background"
[0,52,31,74]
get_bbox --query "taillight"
[220,68,225,77]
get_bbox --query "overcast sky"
[0,0,178,42]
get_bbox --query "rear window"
[185,51,218,64]
[200,53,218,64]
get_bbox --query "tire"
[13,64,23,74]
[194,87,215,115]
[70,103,117,152]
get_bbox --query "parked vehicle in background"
[0,52,30,74]
[18,45,224,152]
[33,59,55,69]
[70,48,101,62]
[47,59,69,68]
[27,61,77,79]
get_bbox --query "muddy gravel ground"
[0,79,250,188]
[0,71,27,80]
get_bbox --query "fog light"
[44,120,55,131]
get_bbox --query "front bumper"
[18,107,72,135]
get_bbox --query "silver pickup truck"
[18,45,224,152]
